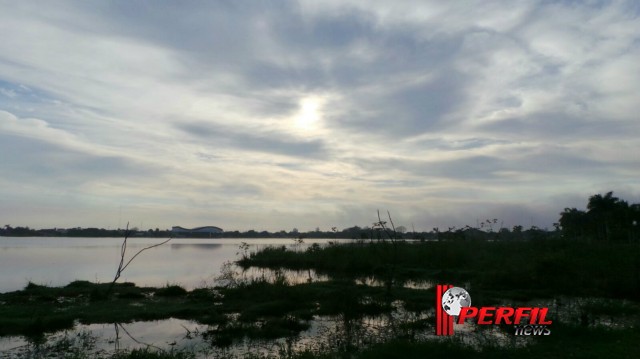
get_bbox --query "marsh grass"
[240,239,640,301]
[355,324,640,359]
[0,281,224,338]
[155,284,188,297]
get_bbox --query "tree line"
[559,191,640,242]
[2,191,638,242]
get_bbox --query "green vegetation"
[354,325,640,359]
[560,191,640,242]
[112,349,195,359]
[240,239,640,301]
[0,281,224,338]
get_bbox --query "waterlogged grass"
[112,349,195,359]
[0,277,431,344]
[0,281,224,337]
[8,324,640,358]
[355,325,640,359]
[239,240,640,301]
[222,279,403,320]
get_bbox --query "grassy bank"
[0,281,224,337]
[0,278,431,339]
[240,239,640,301]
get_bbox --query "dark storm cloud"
[177,121,328,159]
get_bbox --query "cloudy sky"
[1,1,639,232]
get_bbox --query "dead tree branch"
[106,222,171,297]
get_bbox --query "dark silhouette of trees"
[559,208,590,240]
[559,192,639,242]
[588,192,624,241]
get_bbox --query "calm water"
[0,237,348,293]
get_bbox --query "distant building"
[171,226,224,235]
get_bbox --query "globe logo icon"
[441,287,471,316]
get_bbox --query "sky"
[1,0,639,232]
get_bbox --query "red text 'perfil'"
[456,307,553,325]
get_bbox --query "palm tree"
[559,208,588,240]
[587,192,630,242]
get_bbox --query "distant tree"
[559,192,638,242]
[587,192,630,242]
[631,204,640,241]
[341,226,363,239]
[559,208,590,240]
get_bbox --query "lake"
[0,237,349,293]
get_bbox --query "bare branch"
[387,210,398,239]
[118,323,165,351]
[120,238,172,273]
[106,222,171,297]
[376,209,394,241]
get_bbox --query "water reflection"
[2,294,638,358]
[238,267,329,286]
[170,243,222,250]
[0,237,353,292]
[355,276,434,290]
[0,319,211,358]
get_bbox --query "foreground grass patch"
[0,281,224,337]
[355,325,640,359]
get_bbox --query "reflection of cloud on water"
[170,243,222,251]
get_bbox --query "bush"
[155,285,187,297]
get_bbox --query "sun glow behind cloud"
[295,96,323,132]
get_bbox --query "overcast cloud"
[1,0,639,231]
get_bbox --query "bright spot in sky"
[295,96,323,132]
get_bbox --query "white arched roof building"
[171,226,223,234]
